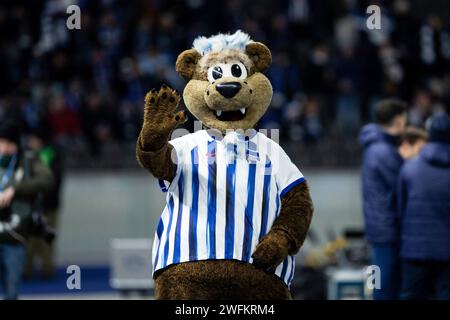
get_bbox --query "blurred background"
[0,0,449,299]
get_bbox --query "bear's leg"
[154,260,291,300]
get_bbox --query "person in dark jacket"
[0,121,53,300]
[23,125,64,280]
[397,112,450,300]
[359,99,407,300]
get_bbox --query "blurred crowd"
[0,0,449,158]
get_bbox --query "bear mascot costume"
[136,30,314,299]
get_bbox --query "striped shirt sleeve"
[273,144,305,198]
[158,135,186,193]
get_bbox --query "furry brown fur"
[136,85,184,181]
[198,49,254,75]
[183,73,272,132]
[245,42,272,72]
[137,36,313,300]
[176,49,202,81]
[176,42,273,132]
[155,260,291,300]
[252,183,313,271]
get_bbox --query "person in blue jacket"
[397,112,450,300]
[359,99,407,300]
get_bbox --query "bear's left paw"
[251,231,290,273]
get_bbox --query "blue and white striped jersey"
[152,129,305,287]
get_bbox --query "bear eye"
[212,66,223,79]
[231,64,242,77]
[230,62,247,80]
[207,66,223,82]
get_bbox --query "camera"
[0,205,12,221]
[29,210,56,244]
[0,205,55,243]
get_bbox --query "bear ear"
[245,42,272,72]
[176,49,201,81]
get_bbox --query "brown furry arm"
[252,182,313,271]
[272,181,314,254]
[136,137,176,182]
[136,85,186,181]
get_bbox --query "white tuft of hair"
[193,30,252,56]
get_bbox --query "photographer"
[24,126,64,280]
[0,121,53,300]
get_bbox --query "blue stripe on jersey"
[153,218,165,271]
[225,144,237,259]
[280,177,305,198]
[158,179,168,192]
[280,257,289,281]
[162,195,175,267]
[206,140,217,259]
[189,148,199,259]
[242,163,256,261]
[172,171,184,264]
[275,192,280,217]
[288,256,295,285]
[259,156,272,240]
[246,140,259,161]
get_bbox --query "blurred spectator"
[359,99,407,300]
[397,112,450,299]
[0,121,53,300]
[398,126,428,160]
[46,90,81,143]
[419,14,450,76]
[334,46,363,133]
[268,50,301,99]
[80,91,112,156]
[116,99,141,142]
[97,11,122,60]
[299,96,326,142]
[23,126,64,280]
[304,43,333,95]
[91,49,114,95]
[409,89,434,127]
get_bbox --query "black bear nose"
[216,82,241,98]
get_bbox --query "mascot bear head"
[175,30,273,132]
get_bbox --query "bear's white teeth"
[215,110,222,116]
[240,108,246,115]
